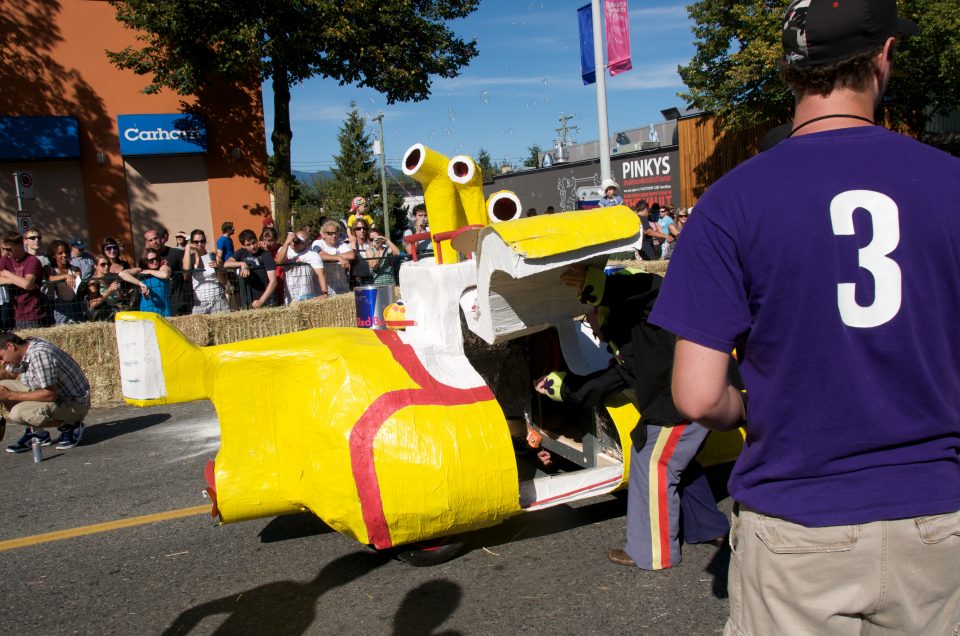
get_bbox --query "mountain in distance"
[292,169,332,183]
[292,166,406,184]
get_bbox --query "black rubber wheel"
[392,535,467,567]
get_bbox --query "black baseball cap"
[782,0,918,68]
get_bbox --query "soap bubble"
[481,90,490,104]
[531,99,538,107]
[507,128,514,136]
[368,96,375,104]
[498,128,505,135]
[541,77,548,86]
[443,127,453,137]
[447,108,456,122]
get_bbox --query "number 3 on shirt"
[830,190,901,328]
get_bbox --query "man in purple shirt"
[650,1,960,633]
[0,231,46,328]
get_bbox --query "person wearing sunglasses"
[276,230,328,303]
[312,220,353,295]
[23,230,50,268]
[182,230,229,315]
[118,248,172,316]
[84,262,121,322]
[0,231,47,329]
[347,220,373,285]
[100,237,130,273]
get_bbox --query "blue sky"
[262,0,697,173]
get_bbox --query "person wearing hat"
[650,1,959,632]
[68,239,96,282]
[346,196,374,230]
[597,179,623,208]
[174,231,188,249]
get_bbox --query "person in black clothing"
[224,230,279,309]
[535,264,732,570]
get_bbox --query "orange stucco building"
[0,0,271,259]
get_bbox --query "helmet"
[601,179,619,192]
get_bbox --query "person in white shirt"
[311,220,354,294]
[182,230,229,314]
[278,230,328,303]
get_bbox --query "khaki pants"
[724,505,960,636]
[0,379,89,428]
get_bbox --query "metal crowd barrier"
[0,250,428,328]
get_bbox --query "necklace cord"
[789,114,875,137]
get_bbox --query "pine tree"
[326,103,379,220]
[476,148,495,182]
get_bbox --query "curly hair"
[780,45,885,99]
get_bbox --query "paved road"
[0,402,732,635]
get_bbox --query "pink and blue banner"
[577,4,595,85]
[604,0,632,77]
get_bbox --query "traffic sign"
[17,211,32,233]
[14,171,36,200]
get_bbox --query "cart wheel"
[392,535,467,567]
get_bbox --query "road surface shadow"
[258,512,335,544]
[705,541,731,599]
[161,551,390,635]
[467,494,628,553]
[392,579,463,636]
[81,413,172,446]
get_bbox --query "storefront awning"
[0,115,81,161]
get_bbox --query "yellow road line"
[0,504,211,553]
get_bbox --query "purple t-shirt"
[650,127,960,527]
[0,253,45,322]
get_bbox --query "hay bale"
[295,293,358,330]
[206,305,302,345]
[611,259,670,276]
[168,314,212,346]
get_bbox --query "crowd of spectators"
[632,200,689,261]
[0,213,416,329]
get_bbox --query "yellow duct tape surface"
[402,144,466,264]
[118,312,519,548]
[489,206,640,259]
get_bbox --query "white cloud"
[434,74,580,96]
[606,61,685,90]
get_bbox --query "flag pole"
[591,0,612,183]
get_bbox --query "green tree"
[326,103,379,219]
[678,0,960,138]
[523,144,543,168]
[106,0,479,233]
[476,148,495,182]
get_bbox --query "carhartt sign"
[117,114,207,156]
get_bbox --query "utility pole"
[556,113,579,148]
[371,112,391,239]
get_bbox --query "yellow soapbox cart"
[114,145,741,565]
